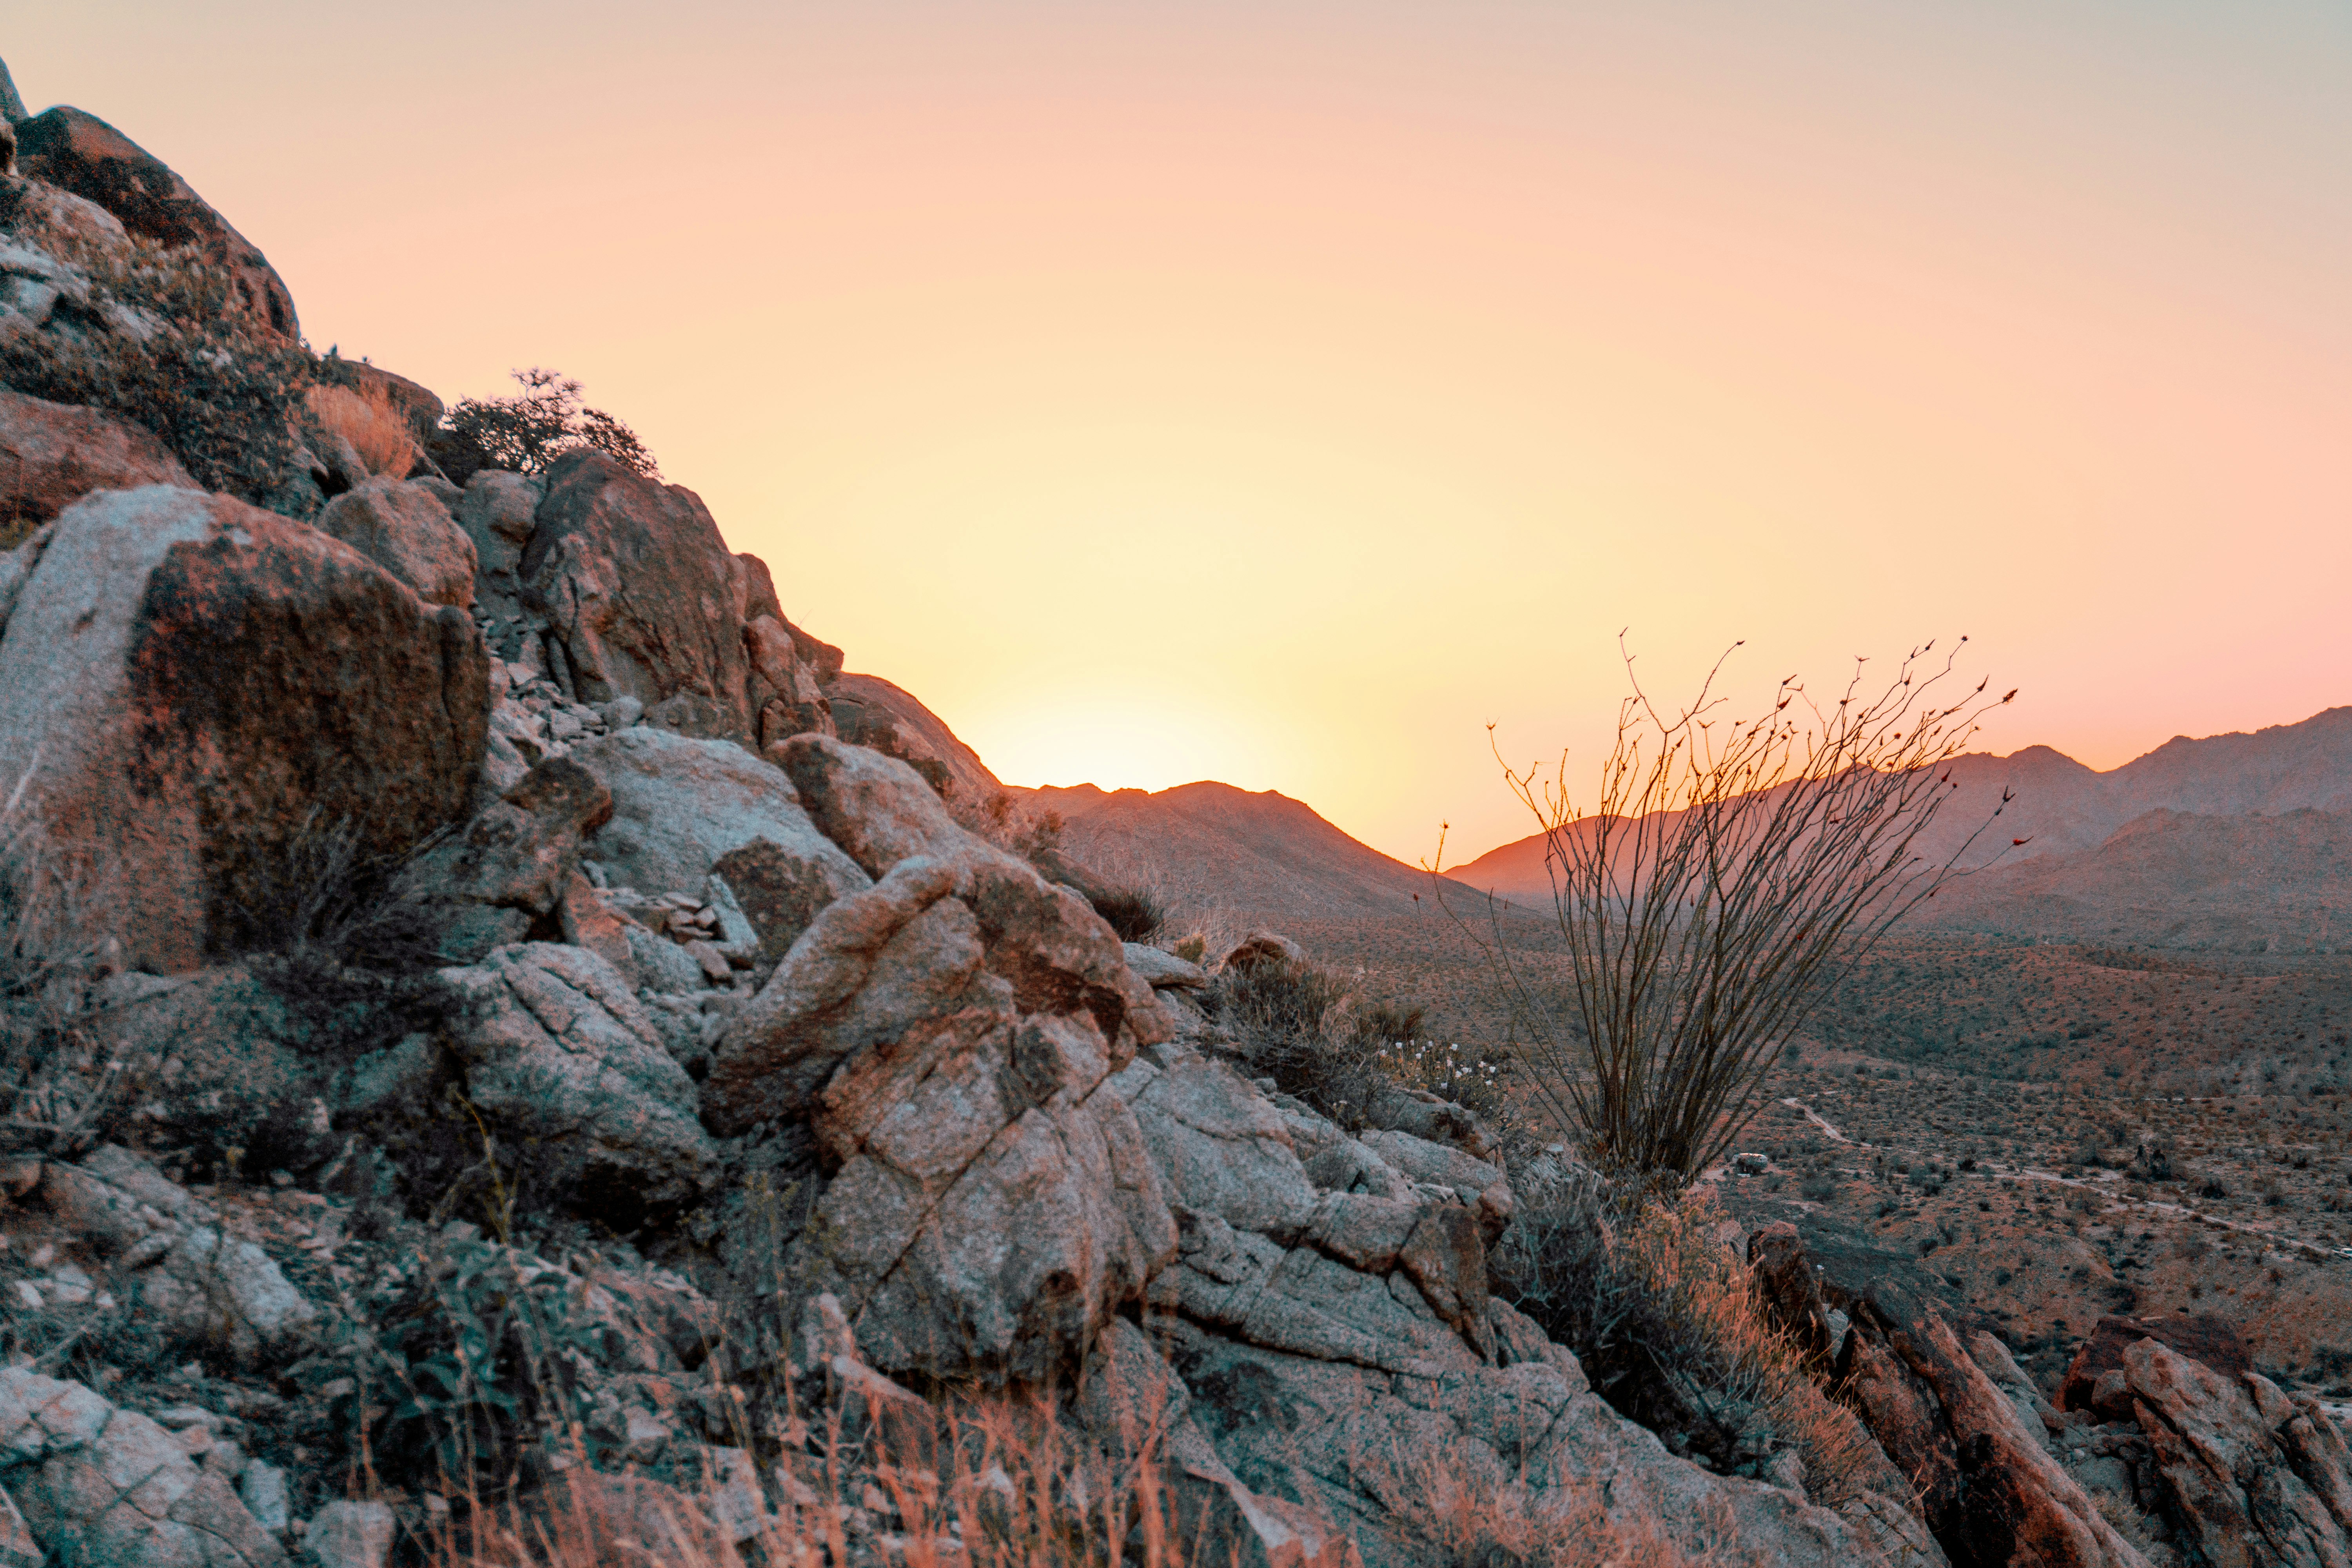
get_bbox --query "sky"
[16,3,2350,865]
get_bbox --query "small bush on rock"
[440,367,657,479]
[1087,884,1165,943]
[1211,956,1519,1138]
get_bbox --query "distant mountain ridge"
[1450,706,2352,911]
[1916,806,2352,952]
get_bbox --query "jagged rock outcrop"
[2060,1313,2252,1415]
[14,106,298,339]
[0,387,193,534]
[2116,1337,2352,1566]
[0,486,488,971]
[1119,1056,1878,1568]
[1809,1247,2151,1567]
[706,736,1172,1381]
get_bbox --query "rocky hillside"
[1026,781,1463,922]
[1913,805,2352,951]
[3,67,2348,1568]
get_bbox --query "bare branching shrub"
[0,210,314,508]
[1450,638,2016,1183]
[441,368,657,479]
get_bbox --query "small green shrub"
[1087,885,1165,943]
[347,1239,628,1492]
[439,367,657,479]
[0,218,314,509]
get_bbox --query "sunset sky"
[19,4,2350,865]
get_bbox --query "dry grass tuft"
[305,380,419,478]
[1497,1172,1883,1510]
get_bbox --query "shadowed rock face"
[0,388,194,536]
[0,486,487,971]
[523,450,756,734]
[14,105,299,339]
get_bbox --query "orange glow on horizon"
[17,4,2350,864]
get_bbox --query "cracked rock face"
[2120,1337,2352,1566]
[31,1145,320,1370]
[438,942,720,1219]
[0,1365,288,1568]
[1111,1053,1884,1568]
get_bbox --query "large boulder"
[0,1366,287,1567]
[1833,1276,2152,1567]
[312,477,477,608]
[569,727,867,907]
[522,450,757,730]
[826,671,999,802]
[15,106,298,339]
[438,942,720,1221]
[0,387,194,535]
[0,486,488,971]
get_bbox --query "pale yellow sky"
[19,3,2351,862]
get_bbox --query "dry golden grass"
[305,379,418,477]
[1613,1189,1887,1511]
[400,1376,1238,1568]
